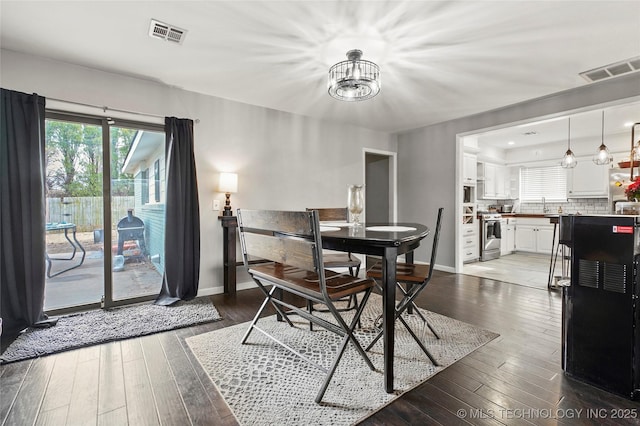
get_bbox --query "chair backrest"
[426,207,444,281]
[306,207,348,222]
[237,209,323,275]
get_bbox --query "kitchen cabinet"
[500,218,516,255]
[567,156,608,198]
[462,224,479,262]
[478,162,510,199]
[463,153,477,184]
[462,204,475,225]
[515,218,557,254]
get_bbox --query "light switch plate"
[213,199,220,210]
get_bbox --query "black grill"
[117,209,147,257]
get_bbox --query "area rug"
[186,295,498,425]
[1,297,221,363]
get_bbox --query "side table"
[219,215,237,295]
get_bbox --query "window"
[141,169,149,205]
[520,165,567,202]
[154,159,160,202]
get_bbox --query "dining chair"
[237,209,376,403]
[365,207,444,365]
[306,207,361,276]
[305,207,362,329]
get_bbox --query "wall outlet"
[213,199,220,210]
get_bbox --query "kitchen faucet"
[542,197,549,213]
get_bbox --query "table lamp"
[219,172,238,216]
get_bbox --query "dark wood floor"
[2,272,640,425]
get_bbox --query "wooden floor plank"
[97,406,128,426]
[40,350,78,413]
[2,357,55,426]
[35,405,68,426]
[121,338,159,426]
[139,334,192,426]
[66,356,100,426]
[0,360,32,424]
[97,342,126,416]
[157,331,223,426]
[420,381,504,426]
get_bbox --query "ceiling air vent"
[580,56,640,82]
[148,19,187,44]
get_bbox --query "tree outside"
[45,120,136,198]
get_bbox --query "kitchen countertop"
[500,213,560,218]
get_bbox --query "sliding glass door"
[43,112,165,313]
[109,125,165,303]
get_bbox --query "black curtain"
[0,88,50,335]
[155,117,200,305]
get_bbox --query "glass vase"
[347,184,365,226]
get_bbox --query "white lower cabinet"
[515,218,557,254]
[500,218,516,255]
[536,226,556,255]
[515,225,537,252]
[462,224,479,262]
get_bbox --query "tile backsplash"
[478,198,610,215]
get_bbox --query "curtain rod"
[45,96,199,123]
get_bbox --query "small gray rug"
[1,297,221,363]
[186,295,498,426]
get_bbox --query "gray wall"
[1,49,397,294]
[398,72,640,268]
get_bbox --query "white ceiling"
[1,1,639,133]
[475,100,640,149]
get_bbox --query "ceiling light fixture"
[593,111,612,165]
[561,118,577,169]
[328,50,380,101]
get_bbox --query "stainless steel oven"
[481,213,502,261]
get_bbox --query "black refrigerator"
[563,214,640,399]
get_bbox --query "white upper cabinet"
[478,162,511,199]
[463,153,477,185]
[567,156,609,198]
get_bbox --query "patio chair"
[365,207,444,365]
[237,209,376,403]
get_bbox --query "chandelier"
[328,50,380,101]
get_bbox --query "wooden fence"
[46,196,135,232]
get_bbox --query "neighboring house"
[121,130,166,274]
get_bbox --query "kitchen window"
[520,165,567,202]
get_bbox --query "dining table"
[319,221,430,393]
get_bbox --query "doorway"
[364,149,397,267]
[44,111,165,314]
[364,149,396,223]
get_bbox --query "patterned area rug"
[186,294,498,425]
[1,297,221,363]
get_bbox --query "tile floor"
[462,251,570,290]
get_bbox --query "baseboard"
[435,264,455,273]
[197,280,258,297]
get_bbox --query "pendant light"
[561,117,577,168]
[593,110,612,165]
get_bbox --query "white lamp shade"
[218,172,238,193]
